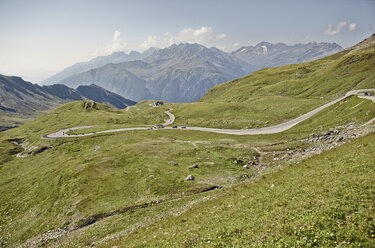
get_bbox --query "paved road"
[43,89,375,139]
[162,108,175,125]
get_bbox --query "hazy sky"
[0,0,374,82]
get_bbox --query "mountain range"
[0,34,373,247]
[45,41,343,102]
[231,41,343,71]
[41,47,159,85]
[0,74,135,127]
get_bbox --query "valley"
[46,41,343,103]
[0,34,374,248]
[43,88,375,139]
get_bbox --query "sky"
[0,0,374,83]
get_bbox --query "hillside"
[41,48,159,85]
[0,75,66,130]
[203,36,374,101]
[58,43,251,102]
[0,36,373,247]
[104,132,375,247]
[232,41,342,71]
[56,41,342,103]
[57,63,155,102]
[0,90,373,247]
[172,34,375,129]
[0,75,136,130]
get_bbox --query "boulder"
[185,175,195,181]
[191,164,199,169]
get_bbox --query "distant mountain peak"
[41,47,159,85]
[232,41,343,66]
[44,40,344,103]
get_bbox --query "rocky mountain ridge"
[0,74,136,117]
[41,47,159,85]
[47,41,343,102]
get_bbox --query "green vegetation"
[0,111,46,132]
[173,36,375,129]
[103,133,375,247]
[0,93,373,247]
[0,36,374,247]
[0,103,261,246]
[173,97,325,129]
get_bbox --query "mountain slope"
[232,41,343,70]
[41,47,158,85]
[171,35,375,129]
[105,132,375,247]
[0,83,373,247]
[58,43,253,102]
[140,43,252,102]
[58,63,155,101]
[0,75,136,129]
[0,36,373,247]
[0,75,63,115]
[55,42,342,103]
[75,84,136,109]
[204,35,374,101]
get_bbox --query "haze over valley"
[0,0,374,247]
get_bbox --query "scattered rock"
[185,175,195,181]
[240,175,250,181]
[234,159,244,164]
[169,161,178,166]
[243,165,249,169]
[338,137,344,142]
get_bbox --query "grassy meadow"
[0,35,374,247]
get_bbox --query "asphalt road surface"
[43,89,375,139]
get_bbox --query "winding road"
[43,89,375,139]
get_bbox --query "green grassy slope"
[0,101,262,247]
[172,35,375,129]
[0,92,373,247]
[102,132,375,248]
[0,36,374,247]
